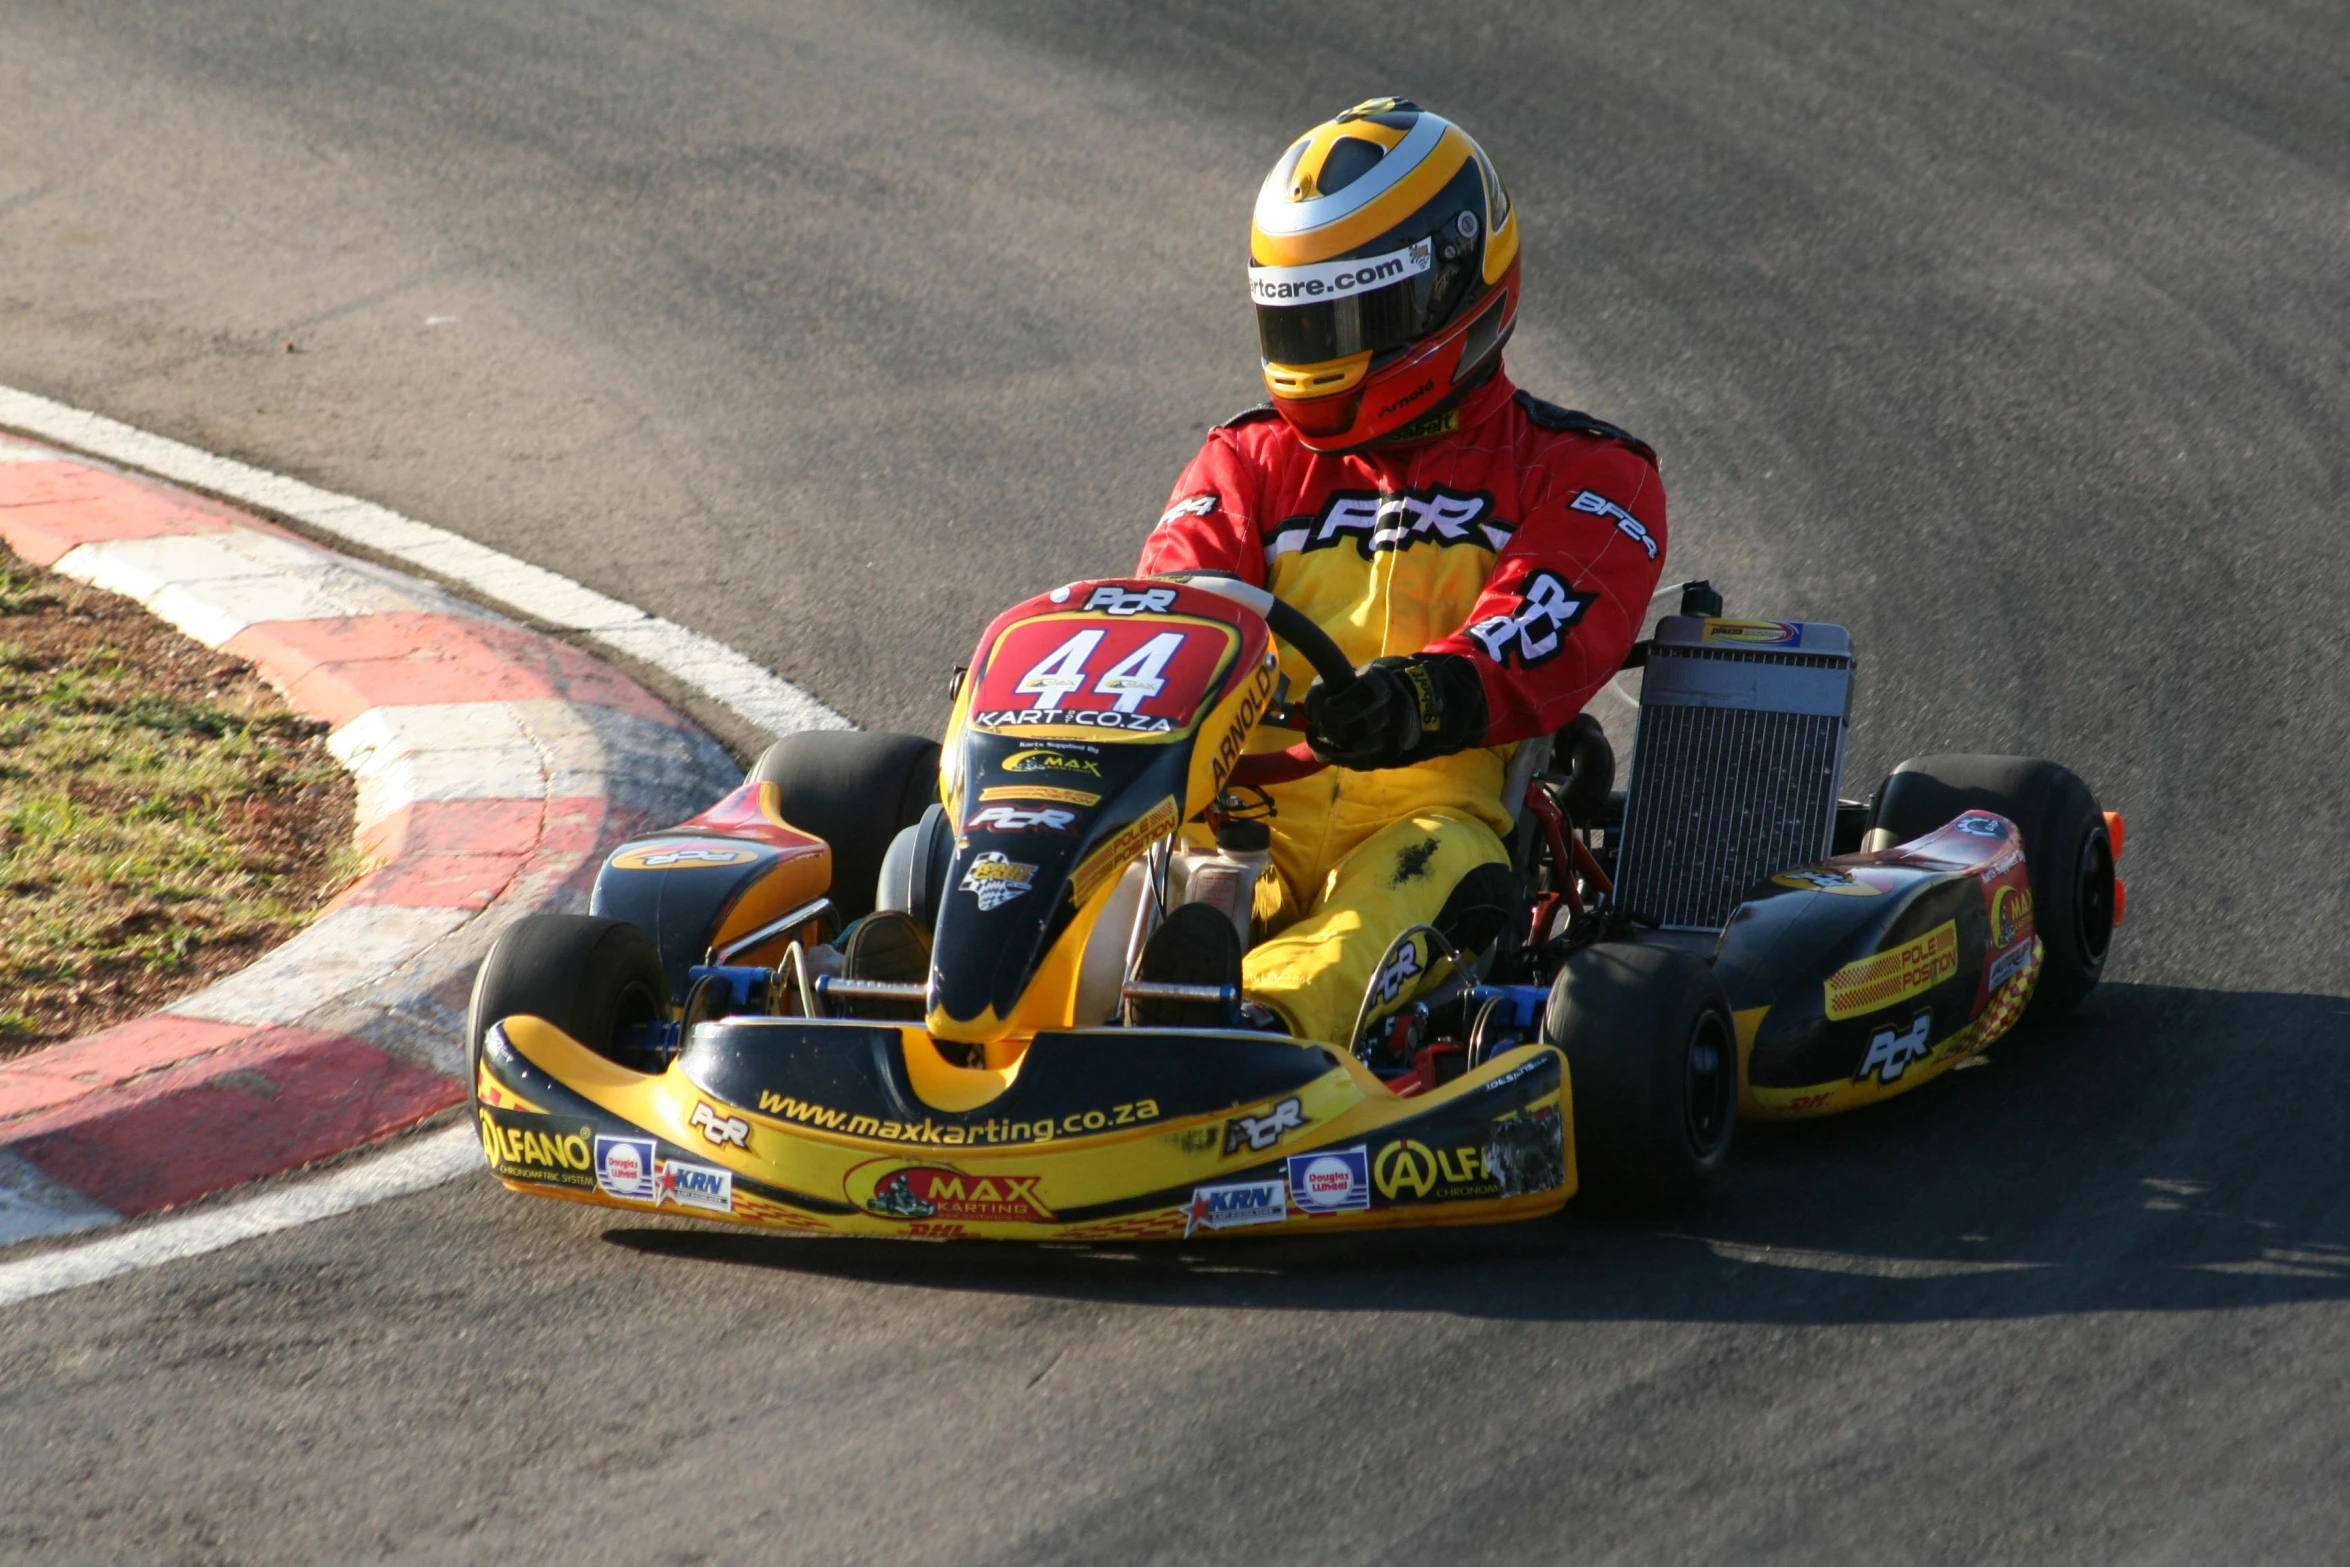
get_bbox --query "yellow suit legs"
[1243,810,1509,1047]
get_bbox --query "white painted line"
[0,1124,480,1309]
[0,384,851,733]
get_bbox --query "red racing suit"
[1137,366,1666,1044]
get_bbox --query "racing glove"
[1303,653,1490,770]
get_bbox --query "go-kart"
[467,573,2125,1239]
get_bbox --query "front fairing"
[929,733,1189,1024]
[928,580,1278,1041]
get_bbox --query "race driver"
[1134,96,1668,1048]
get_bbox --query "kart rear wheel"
[467,913,669,1073]
[1869,754,2114,1020]
[750,731,940,923]
[1542,941,1737,1211]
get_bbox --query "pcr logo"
[690,1101,751,1149]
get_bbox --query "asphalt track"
[3,3,2347,1561]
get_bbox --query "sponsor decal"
[477,1109,595,1189]
[1772,867,1883,896]
[1787,1091,1835,1111]
[1247,237,1433,305]
[1285,1146,1370,1214]
[1003,747,1102,777]
[972,616,1234,738]
[595,1135,659,1202]
[1156,493,1220,531]
[979,784,1101,807]
[1373,378,1435,422]
[1384,407,1461,442]
[1183,1178,1289,1236]
[658,1157,734,1213]
[1069,796,1181,903]
[1567,489,1659,560]
[1268,485,1509,561]
[608,841,763,871]
[1988,936,2034,994]
[1978,846,2025,883]
[1369,940,1423,1009]
[1823,919,1959,1021]
[1173,1123,1223,1155]
[1482,1106,1566,1197]
[971,707,1173,735]
[1701,619,1802,646]
[853,1162,1055,1222]
[965,804,1079,834]
[960,851,1038,911]
[755,1090,1161,1144]
[691,1101,751,1149]
[1082,584,1181,616]
[1857,1009,1934,1084]
[1373,1138,1502,1202]
[1990,884,2035,948]
[1952,813,2008,838]
[1223,1096,1307,1156]
[1466,570,1595,668]
[1207,660,1279,786]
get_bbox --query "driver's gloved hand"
[1304,653,1489,770]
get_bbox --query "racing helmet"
[1250,97,1521,451]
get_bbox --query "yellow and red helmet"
[1249,97,1521,451]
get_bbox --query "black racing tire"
[749,730,941,923]
[1869,753,2115,1021]
[1542,941,1738,1212]
[467,913,669,1074]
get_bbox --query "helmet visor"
[1250,238,1434,367]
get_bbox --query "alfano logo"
[479,1109,596,1189]
[1372,1138,1500,1202]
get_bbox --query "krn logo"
[1183,1178,1288,1236]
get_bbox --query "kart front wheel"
[1542,941,1737,1211]
[467,913,669,1074]
[1868,754,2115,1021]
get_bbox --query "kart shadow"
[607,984,2350,1326]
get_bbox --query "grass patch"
[0,547,358,1055]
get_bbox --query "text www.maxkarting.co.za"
[755,1091,1162,1144]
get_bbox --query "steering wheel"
[1146,573,1350,788]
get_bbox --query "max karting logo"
[1466,571,1595,669]
[1267,486,1512,561]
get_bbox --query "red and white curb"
[0,387,843,1265]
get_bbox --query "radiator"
[1611,617,1854,933]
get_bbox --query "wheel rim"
[2073,827,2116,968]
[1684,1010,1736,1157]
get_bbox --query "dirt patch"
[0,547,359,1058]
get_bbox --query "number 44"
[1013,629,1186,713]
